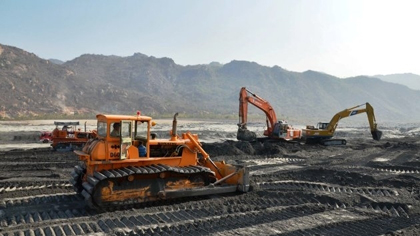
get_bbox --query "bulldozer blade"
[159,166,249,199]
[237,128,257,142]
[158,185,239,199]
[372,130,383,141]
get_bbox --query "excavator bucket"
[371,130,383,141]
[237,127,257,142]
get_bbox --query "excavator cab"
[306,122,329,130]
[317,122,329,130]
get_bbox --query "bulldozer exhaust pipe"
[172,113,178,139]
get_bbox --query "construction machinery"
[51,121,97,151]
[39,131,52,143]
[237,87,302,142]
[302,103,382,145]
[70,112,249,209]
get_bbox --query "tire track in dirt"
[1,137,420,235]
[2,189,412,235]
[257,180,399,197]
[0,181,73,198]
[1,192,327,235]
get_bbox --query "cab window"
[135,121,147,139]
[121,121,131,138]
[110,122,121,137]
[97,121,107,137]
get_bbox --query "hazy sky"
[1,0,419,78]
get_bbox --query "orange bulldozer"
[51,121,97,151]
[70,112,249,209]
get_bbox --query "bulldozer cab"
[106,120,134,160]
[96,118,137,160]
[94,114,158,161]
[53,121,80,138]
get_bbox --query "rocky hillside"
[0,44,91,117]
[1,43,420,123]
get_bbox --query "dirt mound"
[203,139,305,157]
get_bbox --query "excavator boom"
[238,87,277,131]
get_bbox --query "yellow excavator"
[302,103,382,145]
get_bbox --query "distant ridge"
[48,58,65,65]
[1,43,420,123]
[373,73,420,91]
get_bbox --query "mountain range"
[1,43,420,124]
[373,73,420,91]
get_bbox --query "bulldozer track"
[73,164,217,208]
[257,180,399,196]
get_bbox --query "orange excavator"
[71,112,249,209]
[237,87,302,142]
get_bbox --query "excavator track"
[321,139,347,146]
[70,164,217,209]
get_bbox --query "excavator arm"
[325,103,382,140]
[365,103,382,140]
[238,87,277,136]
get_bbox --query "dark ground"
[1,128,420,235]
